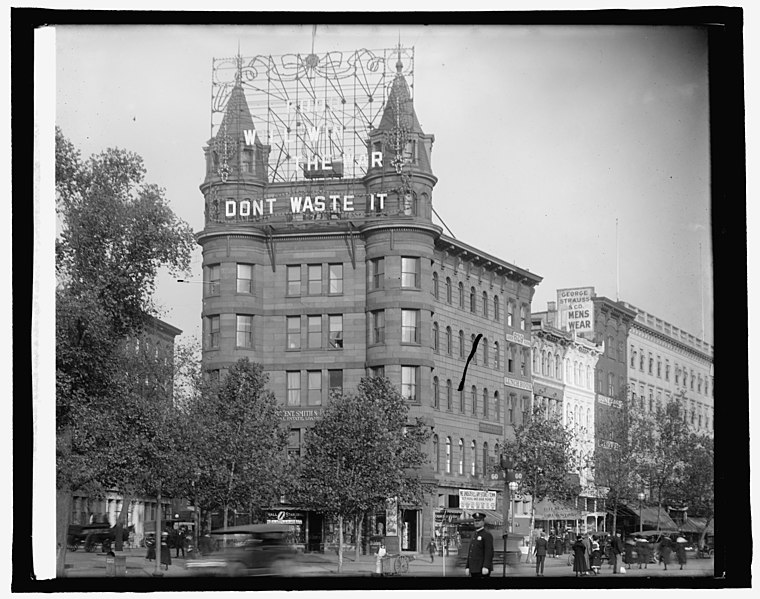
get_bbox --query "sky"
[54,22,716,348]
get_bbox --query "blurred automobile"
[184,523,330,577]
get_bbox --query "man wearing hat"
[465,512,494,578]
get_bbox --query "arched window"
[458,282,465,308]
[574,362,580,385]
[446,379,453,410]
[520,304,527,329]
[483,387,489,418]
[432,271,439,299]
[586,366,591,389]
[446,277,452,304]
[446,326,453,355]
[548,353,554,378]
[432,435,439,472]
[432,322,439,352]
[482,442,489,478]
[566,361,572,381]
[471,334,478,364]
[533,349,540,372]
[471,385,477,414]
[494,341,500,369]
[494,391,500,421]
[459,330,465,358]
[579,364,585,387]
[482,337,488,365]
[446,437,452,473]
[507,300,514,326]
[470,287,476,313]
[542,351,548,376]
[433,376,439,408]
[471,440,477,476]
[586,408,590,430]
[494,295,500,321]
[482,291,488,317]
[556,354,562,380]
[458,439,464,475]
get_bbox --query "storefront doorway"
[400,510,418,552]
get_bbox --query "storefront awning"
[679,518,713,534]
[534,499,582,521]
[458,509,504,527]
[617,502,679,531]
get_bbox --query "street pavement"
[62,546,716,580]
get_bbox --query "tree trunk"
[336,515,344,573]
[56,487,73,577]
[655,484,662,531]
[223,503,229,529]
[114,488,134,552]
[526,500,536,564]
[355,514,362,561]
[611,497,618,534]
[154,485,163,576]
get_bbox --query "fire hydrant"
[376,543,387,575]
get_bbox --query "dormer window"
[403,140,417,164]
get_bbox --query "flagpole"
[615,218,620,302]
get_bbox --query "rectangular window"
[328,369,343,397]
[286,316,301,350]
[328,263,343,294]
[370,366,385,378]
[328,315,343,349]
[371,310,385,344]
[287,265,301,296]
[307,371,322,405]
[207,315,220,349]
[401,366,418,401]
[236,263,253,294]
[520,350,526,375]
[368,257,384,290]
[288,428,301,457]
[401,309,420,344]
[236,315,253,348]
[308,264,322,295]
[205,264,220,296]
[308,315,322,349]
[401,257,420,288]
[286,371,301,406]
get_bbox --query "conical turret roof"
[377,57,424,134]
[218,82,257,141]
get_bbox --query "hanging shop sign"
[504,376,533,392]
[265,510,304,525]
[458,489,496,511]
[557,287,595,334]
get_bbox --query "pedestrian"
[160,531,172,570]
[590,539,602,575]
[659,534,673,570]
[534,531,548,576]
[624,536,636,566]
[675,536,688,570]
[427,538,436,563]
[565,529,574,566]
[465,513,494,578]
[375,542,387,576]
[555,531,564,558]
[636,536,649,569]
[548,530,557,558]
[145,534,156,561]
[175,528,186,558]
[572,536,586,577]
[581,533,592,574]
[610,531,624,574]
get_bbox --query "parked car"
[184,523,327,577]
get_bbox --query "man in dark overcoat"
[534,531,548,576]
[465,513,494,578]
[610,531,624,573]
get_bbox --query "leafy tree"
[296,376,433,572]
[670,432,714,547]
[500,404,577,561]
[180,359,290,531]
[629,391,692,531]
[55,127,194,574]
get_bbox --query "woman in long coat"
[555,532,564,558]
[160,532,172,570]
[675,537,688,570]
[659,535,673,570]
[636,536,649,569]
[624,537,636,566]
[572,537,587,576]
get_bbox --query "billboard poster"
[458,489,497,510]
[557,287,595,334]
[385,497,398,536]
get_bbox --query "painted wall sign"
[505,331,530,346]
[557,287,595,334]
[282,409,321,421]
[458,489,496,511]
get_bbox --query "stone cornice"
[631,321,713,363]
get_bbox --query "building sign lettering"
[282,409,321,421]
[557,287,595,334]
[459,489,496,510]
[504,376,533,392]
[505,331,529,346]
[597,394,623,409]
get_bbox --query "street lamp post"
[509,482,519,534]
[637,492,645,533]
